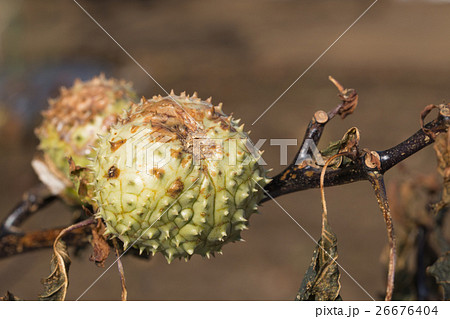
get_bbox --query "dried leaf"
[320,127,360,168]
[420,104,440,139]
[368,171,396,301]
[69,157,95,204]
[420,103,450,139]
[39,240,71,301]
[434,131,450,207]
[385,175,441,300]
[0,291,22,301]
[328,76,358,119]
[89,221,110,267]
[295,219,341,301]
[296,156,342,301]
[38,218,95,301]
[427,252,450,300]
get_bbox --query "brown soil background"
[0,0,449,300]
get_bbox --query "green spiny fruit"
[33,75,136,204]
[92,91,270,263]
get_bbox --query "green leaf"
[427,251,450,300]
[39,240,71,301]
[295,219,342,301]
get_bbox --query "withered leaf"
[68,157,95,203]
[328,76,358,119]
[434,131,450,207]
[0,291,22,301]
[39,240,71,301]
[89,221,110,267]
[295,219,342,301]
[320,127,360,168]
[427,251,450,300]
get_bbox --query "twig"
[0,225,92,259]
[296,77,359,162]
[263,111,450,201]
[0,183,55,235]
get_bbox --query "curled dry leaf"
[296,154,343,301]
[420,103,450,140]
[434,130,450,208]
[427,130,450,300]
[68,157,96,204]
[295,220,342,301]
[39,217,95,301]
[320,127,360,168]
[39,240,71,301]
[328,76,358,119]
[89,220,110,267]
[385,174,441,300]
[427,252,450,300]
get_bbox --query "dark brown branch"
[378,113,449,173]
[0,183,56,235]
[297,76,359,154]
[262,112,450,202]
[0,225,92,258]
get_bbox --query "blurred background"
[0,0,449,300]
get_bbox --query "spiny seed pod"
[33,75,136,204]
[92,91,270,263]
